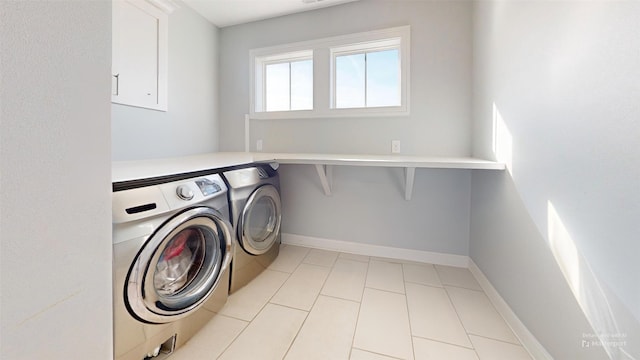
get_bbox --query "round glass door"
[126,207,232,324]
[153,226,215,305]
[240,184,281,255]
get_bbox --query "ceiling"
[183,0,359,28]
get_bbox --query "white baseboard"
[281,233,469,267]
[469,260,553,360]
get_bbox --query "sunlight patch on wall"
[547,201,631,359]
[548,201,581,297]
[492,102,513,174]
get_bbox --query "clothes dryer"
[222,164,281,293]
[112,174,233,360]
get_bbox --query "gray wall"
[219,0,472,155]
[0,2,113,359]
[112,2,219,161]
[220,0,475,254]
[471,1,639,358]
[280,165,472,255]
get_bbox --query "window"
[332,39,401,109]
[249,26,409,119]
[254,51,313,113]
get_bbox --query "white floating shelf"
[254,153,505,200]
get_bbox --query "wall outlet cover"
[391,140,401,154]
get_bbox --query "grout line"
[216,267,295,358]
[287,250,311,274]
[401,267,407,295]
[405,281,445,290]
[320,293,361,305]
[400,266,417,360]
[318,256,366,302]
[433,263,445,284]
[404,279,444,288]
[338,252,370,263]
[281,306,311,360]
[274,250,334,359]
[213,318,250,360]
[466,332,524,347]
[268,302,312,313]
[349,258,369,358]
[309,248,341,267]
[351,346,404,360]
[411,333,476,351]
[442,283,486,292]
[301,250,340,268]
[214,311,251,323]
[267,267,296,275]
[369,256,406,265]
[434,265,485,292]
[442,282,475,351]
[363,284,406,295]
[364,260,407,294]
[443,285,523,346]
[263,270,292,309]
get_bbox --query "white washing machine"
[222,163,282,293]
[112,173,233,360]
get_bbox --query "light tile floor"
[169,245,533,360]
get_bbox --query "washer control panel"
[158,174,227,210]
[195,178,222,196]
[113,174,228,225]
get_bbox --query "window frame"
[254,50,314,114]
[331,38,402,111]
[249,26,410,120]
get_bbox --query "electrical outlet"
[256,139,263,151]
[391,140,401,154]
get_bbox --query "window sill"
[249,107,409,120]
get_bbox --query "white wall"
[219,0,475,254]
[112,2,219,161]
[471,2,639,359]
[0,2,113,359]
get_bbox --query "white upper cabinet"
[112,0,170,111]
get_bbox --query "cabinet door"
[112,0,168,111]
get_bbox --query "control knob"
[176,185,194,200]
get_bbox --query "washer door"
[126,207,232,324]
[239,184,281,255]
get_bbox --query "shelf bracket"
[315,164,333,196]
[404,167,416,200]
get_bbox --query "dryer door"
[125,207,232,324]
[239,184,282,255]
